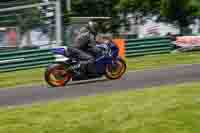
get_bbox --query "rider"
[66,21,102,73]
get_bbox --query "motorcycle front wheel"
[105,58,127,80]
[44,63,72,87]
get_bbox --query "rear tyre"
[45,63,72,87]
[105,58,127,80]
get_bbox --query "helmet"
[87,21,99,35]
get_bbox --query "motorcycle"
[44,40,127,87]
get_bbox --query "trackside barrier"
[0,37,175,73]
[112,39,126,59]
[125,37,174,57]
[0,48,55,73]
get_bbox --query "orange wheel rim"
[106,60,125,79]
[48,66,71,86]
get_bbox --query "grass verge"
[0,82,200,133]
[1,52,200,89]
[0,68,45,89]
[127,51,200,70]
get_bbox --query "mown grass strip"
[0,82,200,133]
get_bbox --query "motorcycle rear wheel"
[45,63,72,87]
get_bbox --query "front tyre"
[105,58,127,80]
[45,63,72,87]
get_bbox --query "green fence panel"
[125,36,171,42]
[126,43,171,50]
[125,40,171,47]
[0,57,54,69]
[0,49,51,57]
[126,50,172,57]
[0,48,55,73]
[126,47,172,54]
[0,53,53,61]
[125,37,174,57]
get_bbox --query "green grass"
[127,51,200,70]
[0,82,200,133]
[0,68,46,89]
[1,52,200,89]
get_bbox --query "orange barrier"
[112,39,126,59]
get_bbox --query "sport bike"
[45,40,127,87]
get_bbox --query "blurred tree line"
[63,0,200,34]
[61,0,121,33]
[0,0,200,35]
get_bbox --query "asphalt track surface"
[1,64,200,107]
